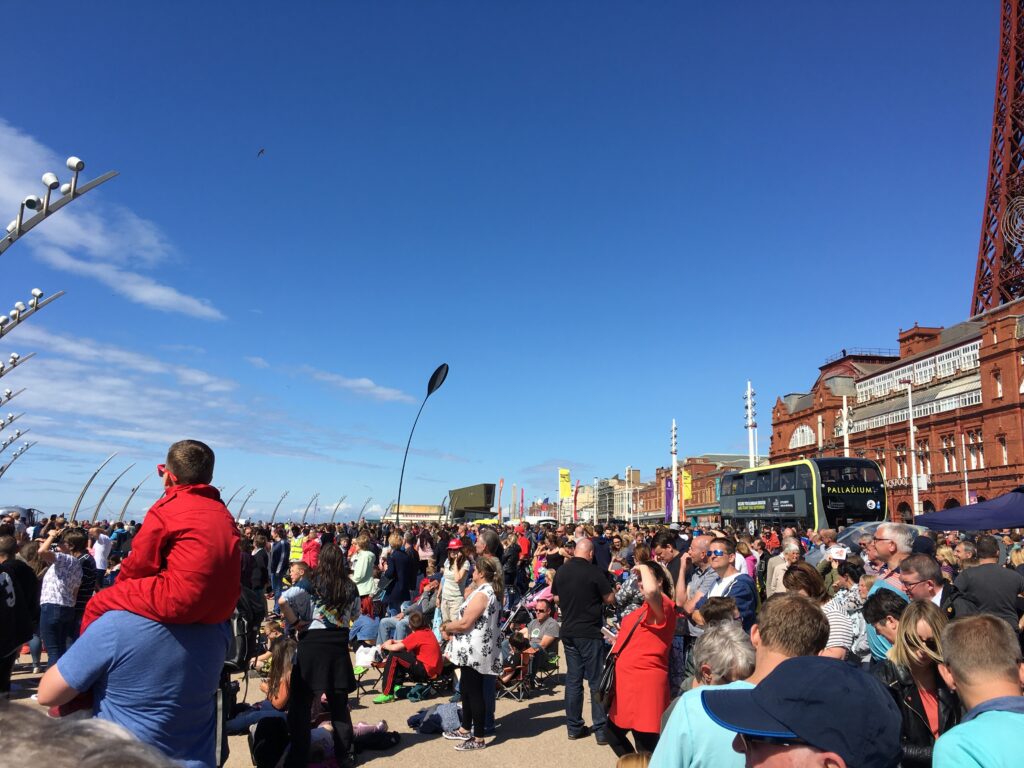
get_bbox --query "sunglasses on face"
[737,733,807,753]
[709,549,728,557]
[156,463,178,483]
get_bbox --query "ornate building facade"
[770,299,1024,521]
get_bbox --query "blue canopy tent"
[915,487,1024,531]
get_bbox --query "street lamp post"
[356,496,373,525]
[224,486,245,510]
[116,471,154,524]
[899,379,920,517]
[0,441,35,481]
[395,363,449,528]
[236,488,257,523]
[2,157,118,255]
[329,495,348,525]
[69,453,117,524]
[269,491,289,526]
[300,493,319,525]
[91,462,136,524]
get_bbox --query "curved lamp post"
[91,462,136,524]
[395,363,448,528]
[236,488,257,522]
[116,471,154,524]
[2,157,118,256]
[69,453,117,523]
[329,495,347,525]
[300,492,319,525]
[356,496,373,525]
[269,491,289,525]
[0,440,35,481]
[224,485,245,509]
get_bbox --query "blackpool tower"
[972,1,1024,314]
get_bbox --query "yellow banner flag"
[683,470,692,501]
[558,468,571,499]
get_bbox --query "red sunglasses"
[157,463,178,483]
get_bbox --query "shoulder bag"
[596,606,647,710]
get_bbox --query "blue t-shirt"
[351,613,380,642]
[934,701,1024,768]
[866,579,908,660]
[650,680,751,768]
[58,611,231,768]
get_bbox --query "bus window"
[756,473,771,492]
[778,468,795,491]
[743,474,757,493]
[860,465,883,483]
[796,465,812,490]
[770,470,780,491]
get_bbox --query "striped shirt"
[822,599,854,652]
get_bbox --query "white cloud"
[15,325,235,393]
[0,119,223,320]
[303,365,416,404]
[245,356,270,369]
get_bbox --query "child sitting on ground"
[79,440,241,633]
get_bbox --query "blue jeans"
[226,700,287,735]
[376,615,411,645]
[39,603,76,669]
[562,636,607,736]
[271,573,286,604]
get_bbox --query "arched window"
[789,424,816,449]
[897,502,913,523]
[943,498,960,509]
[922,500,935,513]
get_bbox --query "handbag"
[596,606,646,710]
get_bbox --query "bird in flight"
[257,148,265,158]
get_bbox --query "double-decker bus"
[719,458,886,532]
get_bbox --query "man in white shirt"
[899,553,978,621]
[90,527,114,578]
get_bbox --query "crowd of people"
[3,442,1024,767]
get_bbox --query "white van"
[522,515,558,528]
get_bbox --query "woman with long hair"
[872,600,959,767]
[226,635,297,734]
[439,555,503,751]
[283,544,360,768]
[605,561,676,757]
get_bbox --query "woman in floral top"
[440,554,502,751]
[615,543,652,621]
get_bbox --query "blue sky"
[0,2,999,520]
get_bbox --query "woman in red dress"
[606,560,677,757]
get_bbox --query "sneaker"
[442,729,472,741]
[31,666,41,674]
[353,666,368,676]
[455,739,486,751]
[372,694,395,704]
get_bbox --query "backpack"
[225,584,267,674]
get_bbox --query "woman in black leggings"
[280,544,360,768]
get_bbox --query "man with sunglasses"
[698,538,757,633]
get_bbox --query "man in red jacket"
[80,439,241,633]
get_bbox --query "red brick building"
[770,299,1024,521]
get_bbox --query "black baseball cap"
[701,656,901,768]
